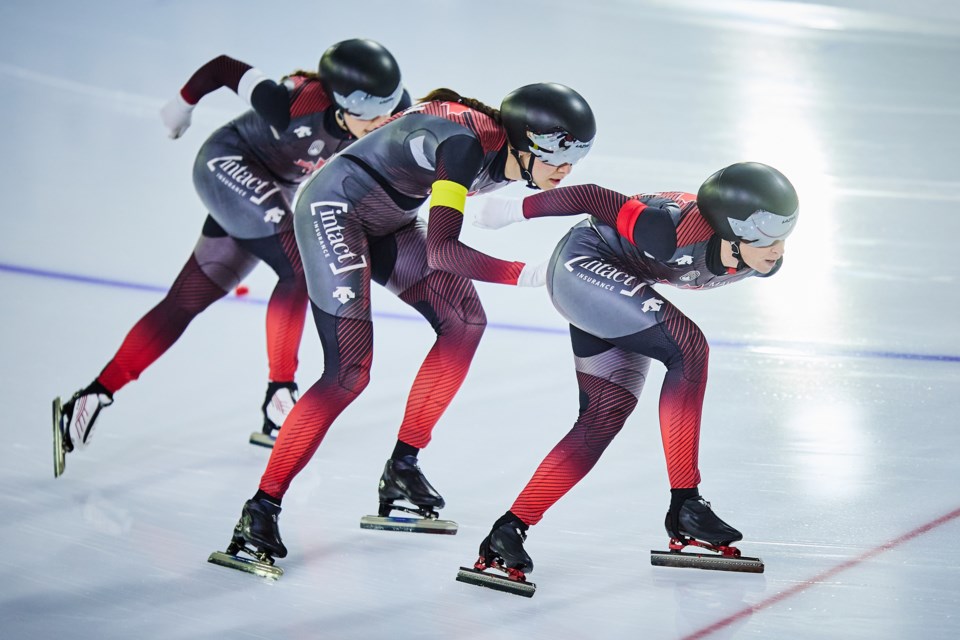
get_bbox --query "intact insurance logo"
[564,256,644,296]
[309,201,367,276]
[564,256,663,312]
[206,155,281,205]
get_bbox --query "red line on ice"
[681,506,960,640]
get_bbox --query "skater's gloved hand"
[471,196,526,230]
[160,93,195,139]
[517,260,548,287]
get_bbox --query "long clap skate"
[359,455,457,534]
[650,494,764,573]
[249,381,298,448]
[457,516,536,597]
[208,498,287,579]
[51,382,113,478]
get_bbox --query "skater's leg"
[192,138,304,436]
[393,270,486,448]
[253,160,377,500]
[97,217,258,393]
[539,224,707,492]
[54,218,257,475]
[361,223,485,515]
[237,230,308,438]
[607,305,749,549]
[221,160,377,564]
[257,304,373,499]
[236,229,308,385]
[372,220,487,452]
[611,303,708,490]
[509,326,648,526]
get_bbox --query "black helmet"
[319,38,403,120]
[697,162,799,246]
[500,83,596,166]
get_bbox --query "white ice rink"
[3,1,959,638]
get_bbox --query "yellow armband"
[430,180,468,214]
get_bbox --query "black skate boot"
[237,498,288,558]
[378,454,445,514]
[51,381,113,478]
[651,490,764,573]
[669,494,743,547]
[249,381,298,448]
[208,497,287,579]
[457,512,536,597]
[359,455,457,534]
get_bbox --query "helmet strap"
[334,109,353,136]
[728,241,747,273]
[510,148,540,190]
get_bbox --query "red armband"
[180,55,252,106]
[615,199,648,246]
[179,87,198,106]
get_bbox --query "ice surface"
[2,1,959,638]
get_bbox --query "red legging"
[510,311,708,526]
[258,268,485,498]
[97,227,306,393]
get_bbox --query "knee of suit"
[455,309,486,345]
[166,274,229,315]
[644,325,709,383]
[460,295,487,327]
[582,419,627,454]
[578,382,639,453]
[194,261,242,293]
[273,270,307,292]
[414,297,487,337]
[683,339,709,383]
[338,362,371,395]
[669,333,709,384]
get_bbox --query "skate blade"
[208,551,283,579]
[52,398,65,479]
[456,567,536,597]
[650,550,764,573]
[248,432,276,448]
[360,515,458,535]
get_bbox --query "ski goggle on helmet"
[697,162,799,247]
[501,83,596,167]
[319,38,403,121]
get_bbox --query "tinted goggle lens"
[335,84,404,121]
[527,130,594,166]
[729,209,798,246]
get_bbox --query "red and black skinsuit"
[94,56,409,397]
[257,100,535,499]
[499,184,778,527]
